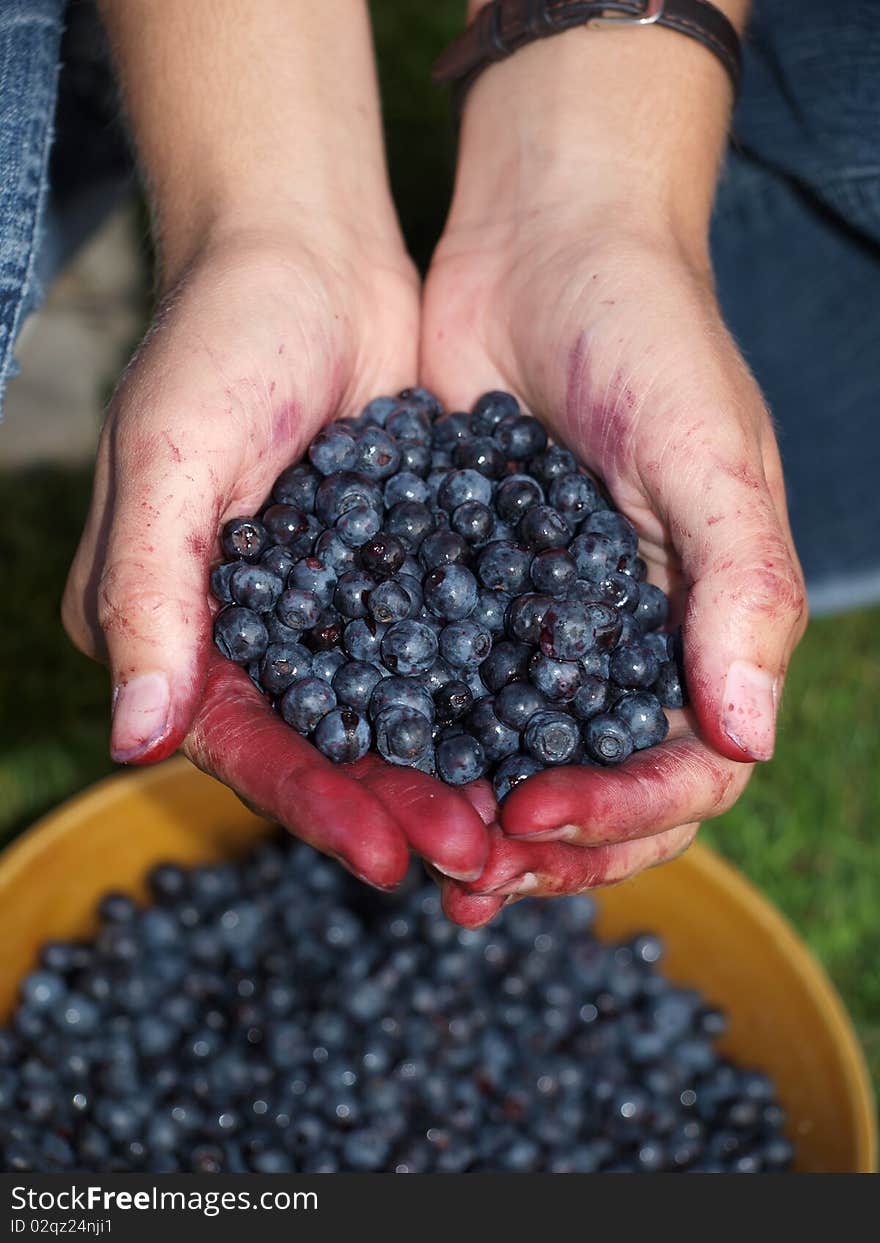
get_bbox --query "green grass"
[0,0,876,1097]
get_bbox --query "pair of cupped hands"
[61,109,806,930]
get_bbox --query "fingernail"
[508,825,579,843]
[493,871,539,897]
[110,672,171,763]
[721,661,778,761]
[434,863,485,882]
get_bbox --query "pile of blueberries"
[211,389,685,797]
[0,836,792,1173]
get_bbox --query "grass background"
[0,1,877,1088]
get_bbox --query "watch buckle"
[589,1,665,28]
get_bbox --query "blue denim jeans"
[0,0,878,612]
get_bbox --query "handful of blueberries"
[211,389,685,799]
[0,836,792,1173]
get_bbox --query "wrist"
[448,2,748,253]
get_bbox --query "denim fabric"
[0,0,65,406]
[712,0,880,613]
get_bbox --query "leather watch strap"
[433,0,742,99]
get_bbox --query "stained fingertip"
[359,764,489,882]
[440,882,505,929]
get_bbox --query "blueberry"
[360,395,399,427]
[614,692,669,750]
[381,621,438,676]
[438,619,492,670]
[524,711,581,765]
[369,676,435,723]
[466,699,520,763]
[275,588,321,632]
[471,588,511,633]
[433,680,474,725]
[419,528,470,571]
[336,504,382,548]
[634,582,669,632]
[334,570,378,619]
[214,607,269,664]
[568,531,615,583]
[397,386,443,419]
[519,505,572,552]
[433,411,473,453]
[288,557,337,607]
[437,469,493,512]
[221,517,268,562]
[375,706,433,767]
[332,661,383,712]
[584,713,635,765]
[313,708,371,763]
[272,462,320,511]
[368,579,413,625]
[530,548,577,597]
[304,607,344,651]
[259,641,313,695]
[653,660,686,709]
[529,445,578,488]
[227,566,282,614]
[505,592,552,644]
[495,681,547,730]
[343,617,387,663]
[476,541,532,594]
[495,474,545,524]
[308,424,359,475]
[470,390,519,436]
[610,643,660,689]
[597,571,640,612]
[385,501,435,550]
[398,572,424,617]
[359,532,406,578]
[548,473,603,525]
[355,425,402,479]
[541,601,621,660]
[479,640,532,692]
[386,405,432,445]
[397,440,432,476]
[21,971,66,1011]
[313,529,357,576]
[210,560,245,604]
[423,564,479,621]
[436,734,486,785]
[582,509,639,557]
[492,753,543,800]
[311,649,348,684]
[571,675,609,721]
[259,544,297,581]
[529,652,584,702]
[492,413,546,461]
[451,500,494,544]
[454,436,506,479]
[315,472,383,527]
[383,472,429,507]
[261,504,313,550]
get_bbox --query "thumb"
[669,447,807,763]
[92,456,218,765]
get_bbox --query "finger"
[657,432,807,764]
[464,821,699,898]
[185,653,410,889]
[354,760,490,881]
[440,882,506,929]
[64,419,226,765]
[500,734,751,845]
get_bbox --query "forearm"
[453,1,750,255]
[98,0,399,284]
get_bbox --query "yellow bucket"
[0,757,874,1173]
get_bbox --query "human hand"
[62,228,488,891]
[421,16,806,924]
